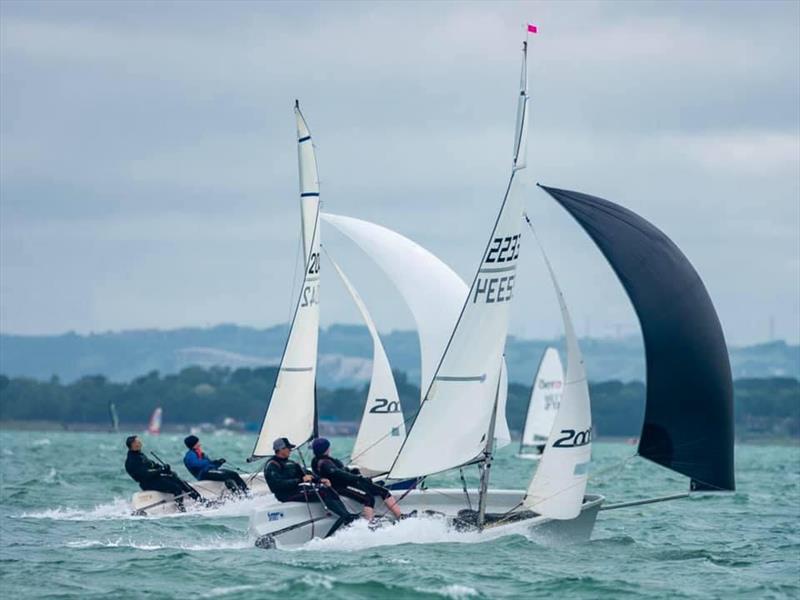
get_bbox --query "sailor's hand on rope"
[302,474,314,483]
[162,464,172,474]
[320,478,332,487]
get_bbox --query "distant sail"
[147,407,162,435]
[520,348,563,454]
[251,103,321,457]
[108,401,120,433]
[540,185,735,492]
[327,255,405,477]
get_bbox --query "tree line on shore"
[0,366,797,438]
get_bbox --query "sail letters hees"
[539,185,735,492]
[250,103,322,458]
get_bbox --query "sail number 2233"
[473,234,520,304]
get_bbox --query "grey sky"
[1,0,798,345]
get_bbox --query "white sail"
[322,213,512,450]
[388,41,531,480]
[251,103,321,457]
[524,238,591,519]
[327,254,405,477]
[520,348,564,451]
[321,213,466,399]
[495,361,511,448]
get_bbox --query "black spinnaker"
[539,185,735,492]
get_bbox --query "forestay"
[250,103,321,458]
[388,40,531,480]
[322,213,512,450]
[520,348,564,451]
[525,236,591,519]
[327,254,405,477]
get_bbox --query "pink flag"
[527,23,538,34]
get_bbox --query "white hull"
[131,473,270,516]
[248,488,604,548]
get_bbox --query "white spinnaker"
[388,40,531,480]
[521,348,564,450]
[251,104,321,457]
[327,254,405,477]
[321,213,465,399]
[524,237,591,519]
[321,213,512,450]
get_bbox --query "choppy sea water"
[0,430,798,599]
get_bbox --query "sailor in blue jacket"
[183,435,249,497]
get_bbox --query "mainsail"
[251,103,321,458]
[520,347,563,453]
[539,185,735,492]
[388,39,531,480]
[322,213,512,450]
[524,238,591,519]
[327,254,405,477]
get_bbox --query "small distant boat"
[108,401,120,433]
[518,347,563,460]
[146,407,162,435]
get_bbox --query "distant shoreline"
[2,420,796,446]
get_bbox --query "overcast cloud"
[1,0,798,345]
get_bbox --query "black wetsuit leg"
[336,484,375,508]
[356,479,392,500]
[202,469,249,495]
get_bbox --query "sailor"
[264,437,357,530]
[183,435,249,497]
[310,437,406,522]
[124,435,202,511]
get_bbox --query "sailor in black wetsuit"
[264,437,357,534]
[310,437,405,522]
[124,435,201,511]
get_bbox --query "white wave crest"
[19,498,133,521]
[65,536,252,551]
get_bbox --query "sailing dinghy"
[128,102,324,515]
[518,347,563,460]
[250,30,734,547]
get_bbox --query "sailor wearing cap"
[263,437,357,532]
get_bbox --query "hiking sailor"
[124,435,202,511]
[264,437,357,532]
[310,437,407,522]
[183,435,250,497]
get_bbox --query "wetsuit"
[311,455,391,508]
[263,455,352,520]
[184,449,249,496]
[125,450,201,508]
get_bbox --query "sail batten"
[539,185,735,492]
